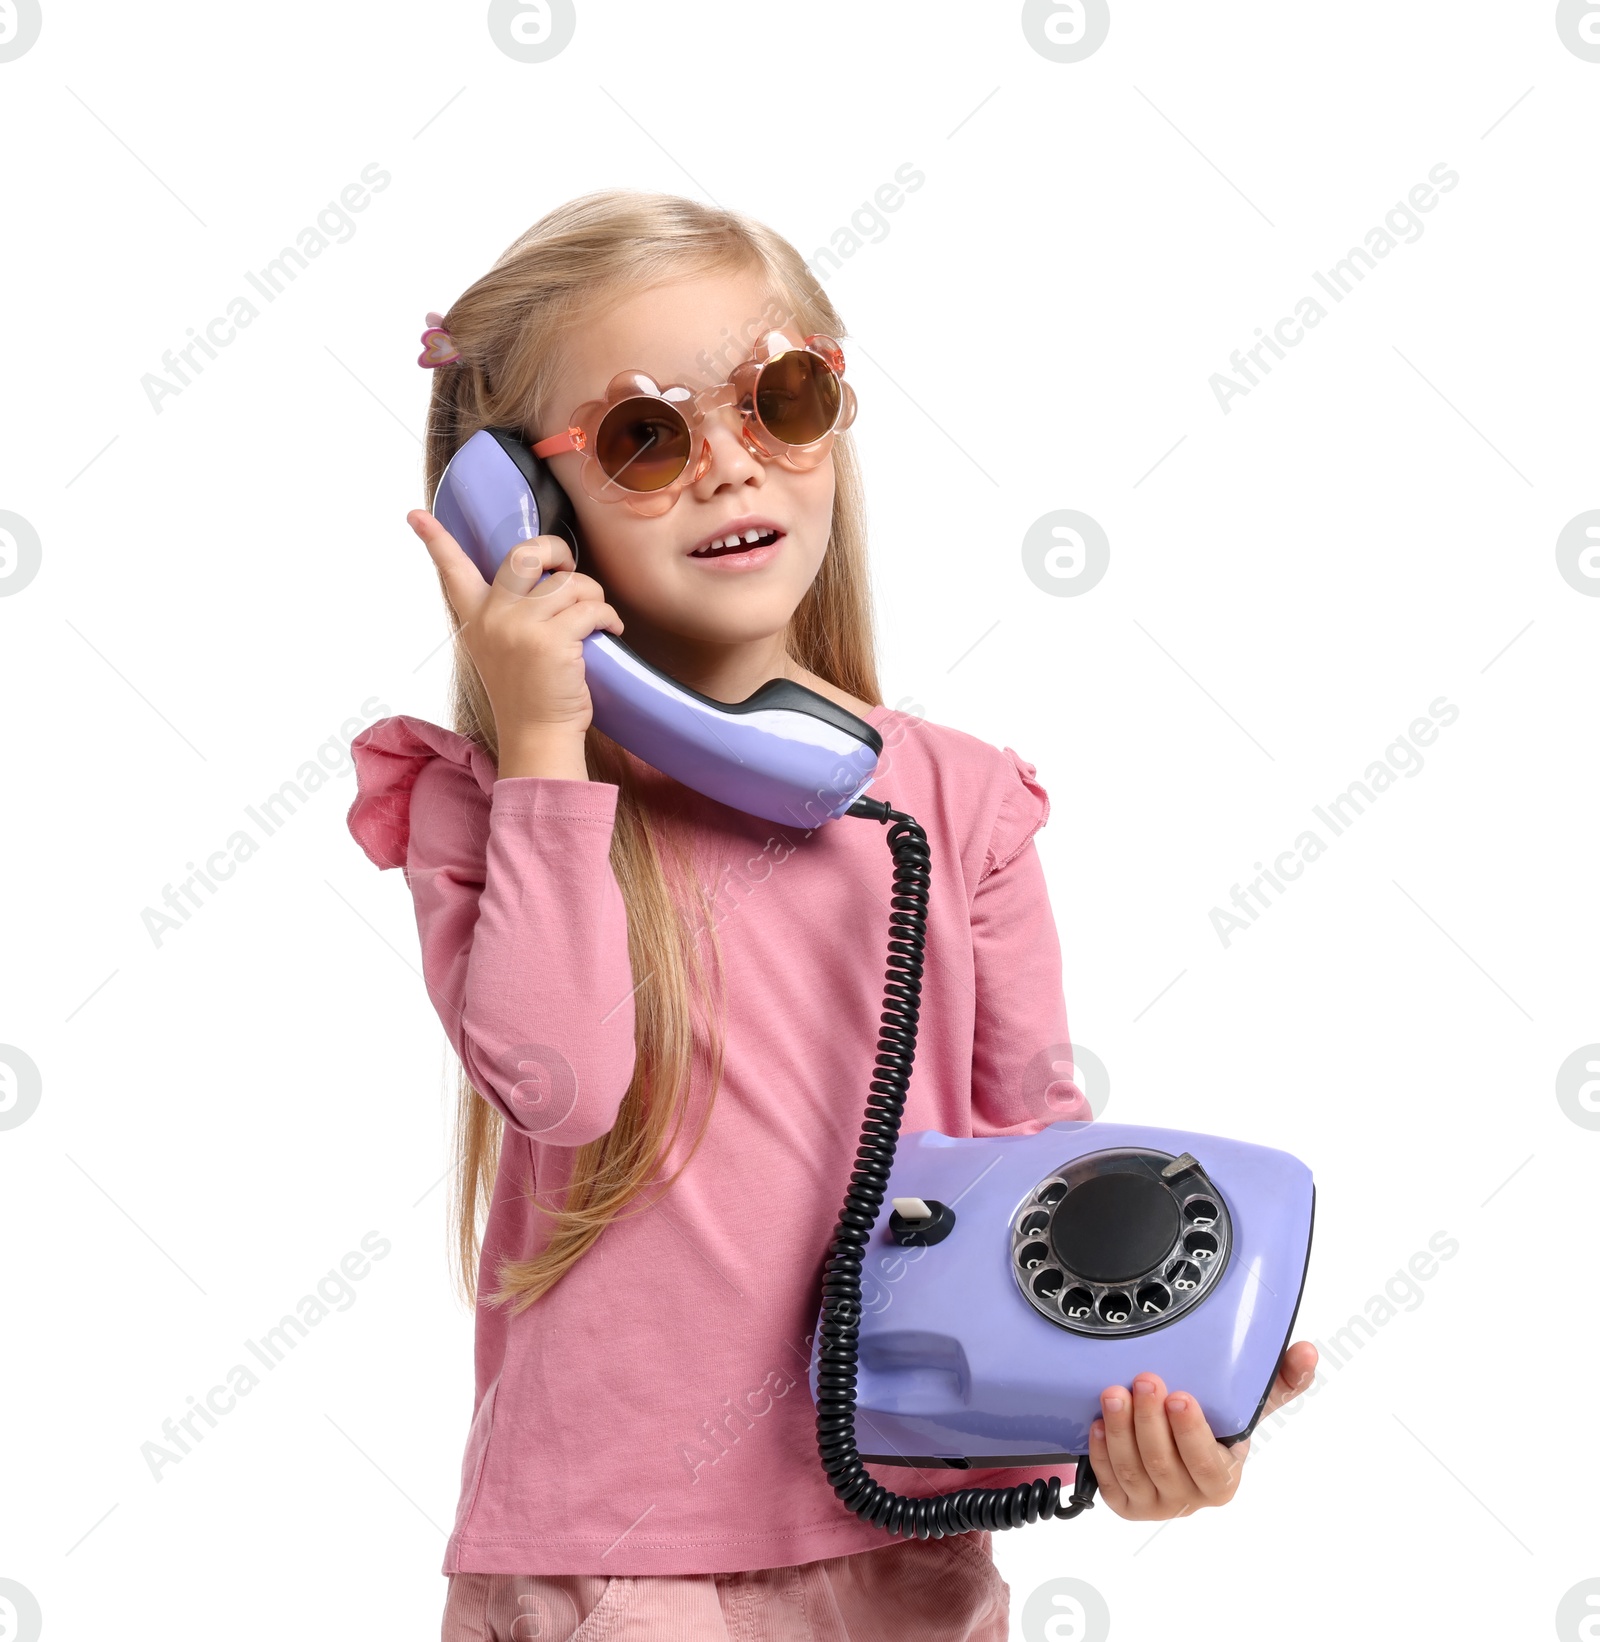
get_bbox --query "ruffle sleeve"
[343,712,637,1147]
[346,714,499,870]
[980,747,1051,883]
[970,743,1079,1134]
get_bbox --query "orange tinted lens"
[755,351,842,446]
[595,397,692,491]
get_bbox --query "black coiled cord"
[813,795,1098,1539]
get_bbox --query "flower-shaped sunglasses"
[529,329,857,517]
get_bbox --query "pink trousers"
[440,1532,1009,1641]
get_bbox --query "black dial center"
[1049,1172,1181,1283]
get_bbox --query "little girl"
[347,190,1314,1642]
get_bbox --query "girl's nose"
[690,402,764,496]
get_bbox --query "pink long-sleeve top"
[346,702,1088,1577]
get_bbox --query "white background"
[2,3,1598,1638]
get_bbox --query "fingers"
[407,514,590,630]
[1094,1385,1157,1515]
[550,596,626,641]
[1087,1415,1128,1516]
[409,508,489,627]
[1283,1339,1319,1390]
[1261,1340,1319,1419]
[1164,1392,1240,1503]
[1130,1374,1190,1502]
[489,536,626,639]
[1093,1379,1243,1518]
[407,512,623,746]
[491,533,576,602]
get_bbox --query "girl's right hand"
[408,509,625,776]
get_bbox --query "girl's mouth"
[689,527,784,560]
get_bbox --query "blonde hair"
[421,190,882,1315]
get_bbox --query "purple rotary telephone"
[807,1124,1314,1474]
[432,426,1317,1540]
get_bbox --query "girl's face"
[538,266,836,653]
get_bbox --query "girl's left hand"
[1088,1339,1318,1520]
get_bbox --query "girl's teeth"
[694,528,777,556]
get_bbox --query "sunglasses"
[529,329,857,517]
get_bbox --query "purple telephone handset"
[431,428,881,828]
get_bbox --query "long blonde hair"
[421,190,882,1316]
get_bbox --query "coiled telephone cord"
[812,796,1100,1538]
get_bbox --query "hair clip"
[418,311,461,368]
